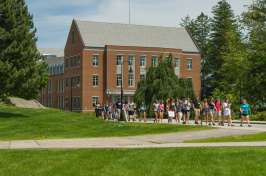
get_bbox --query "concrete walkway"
[0,120,265,149]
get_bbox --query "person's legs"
[201,113,205,125]
[139,112,143,121]
[206,113,208,125]
[222,115,226,126]
[246,115,251,127]
[144,112,146,122]
[187,111,190,124]
[241,115,244,126]
[117,109,121,120]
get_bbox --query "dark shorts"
[176,110,180,113]
[187,110,190,112]
[242,114,249,116]
[182,109,187,115]
[154,111,158,113]
[128,111,134,115]
[140,110,145,113]
[159,110,163,113]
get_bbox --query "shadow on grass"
[0,112,29,118]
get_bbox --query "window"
[175,57,179,68]
[66,77,68,88]
[78,97,80,109]
[165,56,170,62]
[93,97,98,108]
[187,59,192,70]
[51,97,52,107]
[74,97,76,109]
[53,66,55,75]
[140,56,146,67]
[49,66,52,75]
[117,55,123,66]
[128,55,134,66]
[57,97,59,108]
[140,74,145,80]
[152,56,157,66]
[117,74,121,86]
[66,97,68,108]
[57,80,59,92]
[60,79,62,92]
[72,30,74,44]
[58,65,60,74]
[123,96,128,102]
[74,76,77,87]
[60,96,62,108]
[114,95,120,103]
[78,55,80,67]
[128,74,134,87]
[187,77,192,81]
[62,97,64,109]
[62,63,64,73]
[66,58,68,69]
[93,75,98,87]
[62,79,64,92]
[71,76,73,87]
[78,75,80,86]
[51,81,52,93]
[74,56,77,67]
[71,57,73,67]
[93,55,98,66]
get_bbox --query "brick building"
[38,19,201,112]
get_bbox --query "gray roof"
[75,20,200,53]
[38,57,64,66]
[38,48,64,57]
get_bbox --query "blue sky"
[24,0,253,49]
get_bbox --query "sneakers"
[231,124,235,127]
[248,124,252,127]
[213,123,215,126]
[218,122,221,126]
[240,124,243,127]
[183,121,186,124]
[195,121,199,125]
[208,123,211,126]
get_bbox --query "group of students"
[94,95,252,127]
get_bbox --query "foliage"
[256,111,266,121]
[133,53,196,118]
[0,0,49,100]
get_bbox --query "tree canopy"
[133,54,195,118]
[0,0,48,100]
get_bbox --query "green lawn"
[0,104,211,140]
[184,133,266,143]
[0,148,265,176]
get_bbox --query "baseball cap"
[216,96,219,98]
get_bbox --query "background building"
[38,19,201,112]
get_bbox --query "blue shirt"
[116,101,122,109]
[105,104,109,111]
[140,105,146,109]
[240,104,250,114]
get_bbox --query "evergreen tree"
[0,0,48,100]
[133,54,195,118]
[209,0,242,93]
[241,0,266,104]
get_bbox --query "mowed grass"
[184,133,266,143]
[0,104,211,140]
[0,148,265,176]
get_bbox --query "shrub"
[256,111,266,121]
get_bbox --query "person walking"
[214,96,222,125]
[193,96,201,124]
[201,99,209,126]
[95,100,101,118]
[168,99,176,124]
[153,100,160,123]
[175,98,181,124]
[128,99,136,122]
[139,101,147,122]
[180,96,188,124]
[208,97,216,126]
[158,100,164,123]
[240,99,252,127]
[104,101,110,120]
[186,98,191,124]
[222,98,234,127]
[116,98,122,120]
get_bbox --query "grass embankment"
[0,104,212,140]
[0,148,265,176]
[184,133,266,143]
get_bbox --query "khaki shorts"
[214,111,221,117]
[117,109,121,115]
[195,109,200,115]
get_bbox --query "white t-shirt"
[222,102,231,115]
[153,103,160,111]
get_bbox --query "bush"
[258,107,266,112]
[256,111,266,121]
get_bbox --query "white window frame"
[140,56,146,67]
[62,97,64,109]
[57,80,59,93]
[78,55,80,67]
[187,58,192,70]
[128,55,134,66]
[175,57,180,68]
[151,56,158,67]
[62,79,64,93]
[117,55,123,66]
[93,54,99,67]
[140,74,146,80]
[93,74,99,87]
[93,96,99,108]
[78,96,80,109]
[128,74,134,87]
[116,74,122,87]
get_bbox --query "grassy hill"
[0,104,211,140]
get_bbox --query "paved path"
[0,120,265,149]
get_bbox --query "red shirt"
[214,100,221,111]
[159,104,164,111]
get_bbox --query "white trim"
[187,58,192,70]
[93,74,99,87]
[93,54,99,67]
